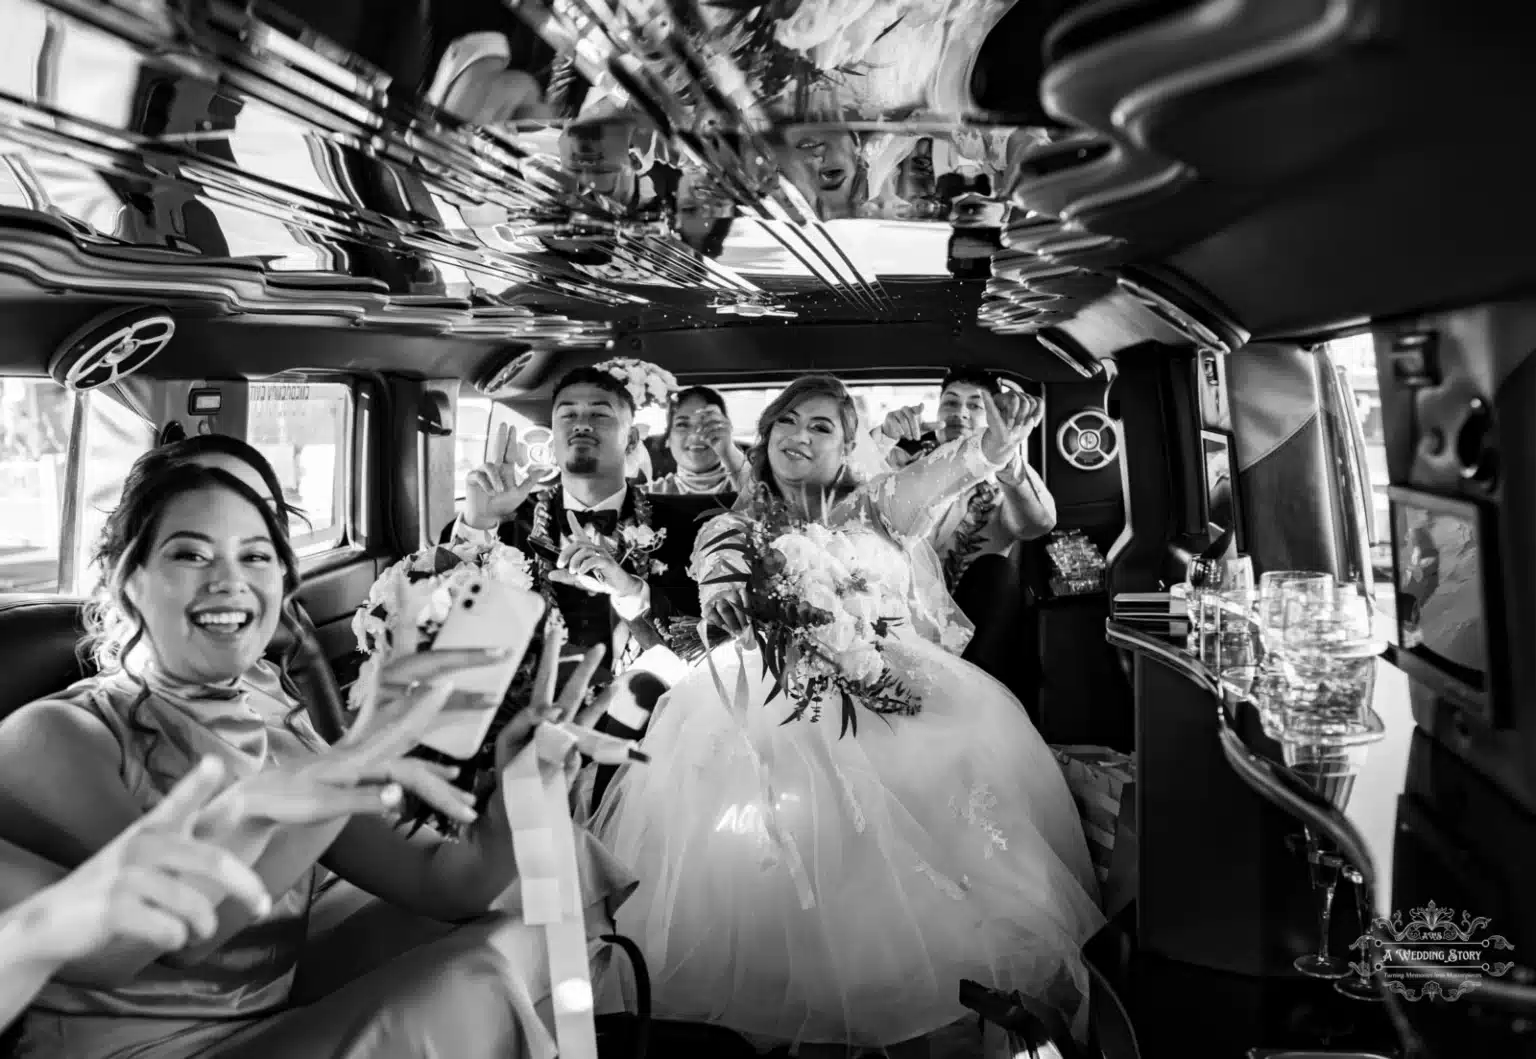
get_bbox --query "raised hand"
[980,390,1038,465]
[697,409,745,470]
[199,649,510,837]
[880,404,925,441]
[1018,392,1044,436]
[464,424,554,530]
[549,511,644,601]
[17,756,272,963]
[491,617,609,783]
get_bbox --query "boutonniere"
[613,489,668,578]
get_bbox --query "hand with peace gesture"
[490,617,608,784]
[198,649,507,837]
[464,423,557,531]
[6,756,271,965]
[980,390,1041,465]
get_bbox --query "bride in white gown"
[592,375,1104,1053]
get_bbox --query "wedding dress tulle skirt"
[592,634,1106,1050]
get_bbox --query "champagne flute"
[1335,863,1384,1002]
[1282,739,1360,978]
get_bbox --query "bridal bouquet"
[700,518,920,735]
[594,355,677,411]
[350,540,555,833]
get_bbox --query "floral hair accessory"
[594,356,677,412]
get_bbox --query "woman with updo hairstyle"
[89,434,326,717]
[124,432,303,528]
[0,458,629,1059]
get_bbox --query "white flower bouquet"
[594,356,677,412]
[350,540,552,832]
[701,518,920,735]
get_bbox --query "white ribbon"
[700,620,817,911]
[496,723,599,1059]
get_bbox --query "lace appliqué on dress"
[950,784,1008,859]
[914,858,968,901]
[941,479,1001,591]
[833,763,867,834]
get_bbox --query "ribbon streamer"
[497,723,600,1059]
[701,620,817,911]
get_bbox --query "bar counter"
[1095,618,1414,1057]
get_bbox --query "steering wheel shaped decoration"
[1056,409,1120,471]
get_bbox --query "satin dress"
[10,661,634,1059]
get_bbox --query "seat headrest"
[0,595,94,724]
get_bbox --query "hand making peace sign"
[14,757,272,962]
[464,423,559,530]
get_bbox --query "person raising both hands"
[876,367,1057,595]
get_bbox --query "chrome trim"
[1105,619,1217,695]
[1116,275,1232,353]
[1317,344,1377,608]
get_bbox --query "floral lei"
[942,478,1000,591]
[526,484,668,599]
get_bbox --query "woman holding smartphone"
[0,456,627,1058]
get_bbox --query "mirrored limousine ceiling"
[0,0,1530,385]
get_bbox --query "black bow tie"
[570,508,620,536]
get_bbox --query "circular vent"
[1056,409,1120,471]
[49,307,176,392]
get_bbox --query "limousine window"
[248,381,353,556]
[0,377,154,593]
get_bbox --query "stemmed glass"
[1273,583,1386,979]
[1335,863,1384,1002]
[1281,731,1381,978]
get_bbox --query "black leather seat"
[0,595,94,725]
[0,594,346,740]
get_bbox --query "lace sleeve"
[689,512,753,610]
[866,434,1004,540]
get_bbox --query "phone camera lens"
[463,600,475,609]
[470,584,483,594]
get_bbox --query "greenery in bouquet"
[350,541,561,836]
[700,0,885,106]
[681,504,920,737]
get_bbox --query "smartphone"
[419,576,546,760]
[895,431,940,458]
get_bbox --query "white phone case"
[417,576,546,760]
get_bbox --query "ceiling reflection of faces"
[0,0,1100,339]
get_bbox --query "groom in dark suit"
[449,366,711,809]
[450,366,703,675]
